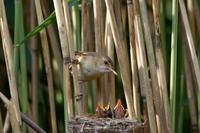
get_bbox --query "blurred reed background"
[0,0,200,133]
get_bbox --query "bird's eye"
[104,60,108,65]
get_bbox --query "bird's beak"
[108,68,118,75]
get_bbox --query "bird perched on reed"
[69,51,117,81]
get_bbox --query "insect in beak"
[108,67,118,75]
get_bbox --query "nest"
[68,116,143,133]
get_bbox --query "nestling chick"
[113,99,128,118]
[95,104,112,118]
[104,104,113,118]
[95,105,106,118]
[73,51,117,81]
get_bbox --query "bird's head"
[96,56,117,75]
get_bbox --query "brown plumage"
[73,51,117,81]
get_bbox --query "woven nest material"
[68,116,143,133]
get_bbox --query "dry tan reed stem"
[113,0,127,51]
[34,0,57,132]
[143,100,150,133]
[89,5,98,108]
[93,0,106,105]
[127,0,141,120]
[105,0,135,119]
[30,0,39,124]
[46,25,63,79]
[187,0,196,43]
[132,0,158,132]
[0,0,21,125]
[93,0,105,54]
[140,0,169,132]
[41,0,63,81]
[105,12,116,109]
[151,0,172,132]
[81,0,91,51]
[179,0,200,91]
[119,1,127,34]
[3,113,9,132]
[0,93,20,132]
[63,1,83,115]
[52,0,74,120]
[113,0,130,108]
[81,0,91,113]
[193,0,200,39]
[81,82,89,113]
[183,45,198,130]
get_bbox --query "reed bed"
[0,0,200,133]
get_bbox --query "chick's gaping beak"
[108,67,118,75]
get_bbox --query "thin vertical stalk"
[177,80,184,133]
[193,0,200,65]
[52,0,72,131]
[34,0,58,132]
[179,1,200,132]
[0,0,21,125]
[46,25,63,80]
[14,2,28,130]
[41,0,63,81]
[93,0,105,54]
[13,4,20,88]
[105,11,116,109]
[30,0,39,124]
[193,0,200,38]
[179,0,200,94]
[160,0,167,69]
[72,3,81,51]
[81,0,90,113]
[152,0,172,132]
[143,99,149,133]
[105,0,135,119]
[93,0,106,105]
[132,0,157,132]
[3,113,9,132]
[90,3,98,109]
[187,0,196,43]
[184,48,198,132]
[14,2,29,130]
[113,0,129,108]
[176,30,184,133]
[127,0,140,120]
[63,0,83,115]
[81,0,91,51]
[120,2,127,33]
[140,0,168,132]
[75,0,87,114]
[170,0,178,132]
